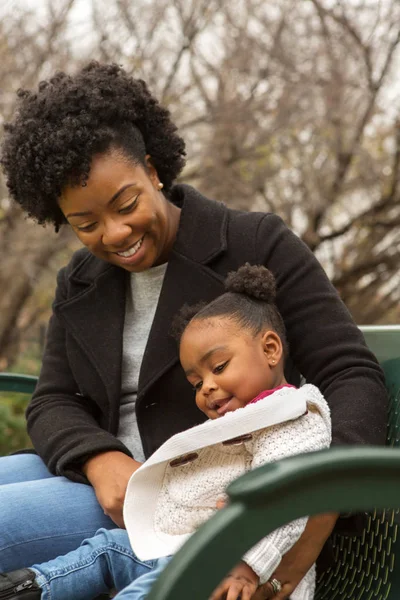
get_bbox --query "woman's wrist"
[82,450,139,483]
[308,512,339,537]
[289,512,339,557]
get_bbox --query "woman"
[0,62,387,599]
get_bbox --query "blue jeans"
[31,528,171,600]
[0,454,114,571]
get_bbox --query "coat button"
[222,433,253,446]
[169,452,199,467]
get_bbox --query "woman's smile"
[112,235,145,264]
[114,236,144,257]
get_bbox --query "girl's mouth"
[211,397,234,416]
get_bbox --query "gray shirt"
[118,263,167,461]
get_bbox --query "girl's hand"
[252,513,338,600]
[83,450,142,528]
[210,561,259,600]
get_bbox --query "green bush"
[0,348,40,455]
[0,393,32,456]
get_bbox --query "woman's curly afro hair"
[0,61,186,229]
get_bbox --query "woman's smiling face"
[58,149,181,272]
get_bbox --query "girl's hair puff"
[172,263,288,357]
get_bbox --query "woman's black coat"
[26,185,388,483]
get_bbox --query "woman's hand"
[83,450,142,528]
[252,513,338,599]
[210,561,259,600]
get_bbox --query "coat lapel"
[55,254,127,405]
[138,253,225,396]
[138,185,229,397]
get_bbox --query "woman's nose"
[101,219,131,247]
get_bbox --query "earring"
[271,359,276,364]
[157,182,164,190]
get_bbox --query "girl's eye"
[193,381,202,392]
[214,361,228,374]
[119,197,138,214]
[77,222,97,232]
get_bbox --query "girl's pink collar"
[249,384,296,405]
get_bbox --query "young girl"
[0,265,331,600]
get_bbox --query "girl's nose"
[101,219,132,247]
[203,378,217,396]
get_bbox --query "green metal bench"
[148,447,400,600]
[0,373,38,395]
[147,325,400,600]
[1,325,399,599]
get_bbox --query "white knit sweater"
[124,384,331,600]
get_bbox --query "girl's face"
[58,149,181,272]
[179,317,285,419]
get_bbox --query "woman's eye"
[77,222,96,232]
[119,197,138,214]
[214,362,227,374]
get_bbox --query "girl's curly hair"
[171,264,288,356]
[0,61,186,229]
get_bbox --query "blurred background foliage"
[0,393,31,454]
[1,0,400,454]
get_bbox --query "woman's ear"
[261,330,283,366]
[145,154,161,188]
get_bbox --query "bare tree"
[161,0,400,322]
[1,0,400,370]
[0,1,80,368]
